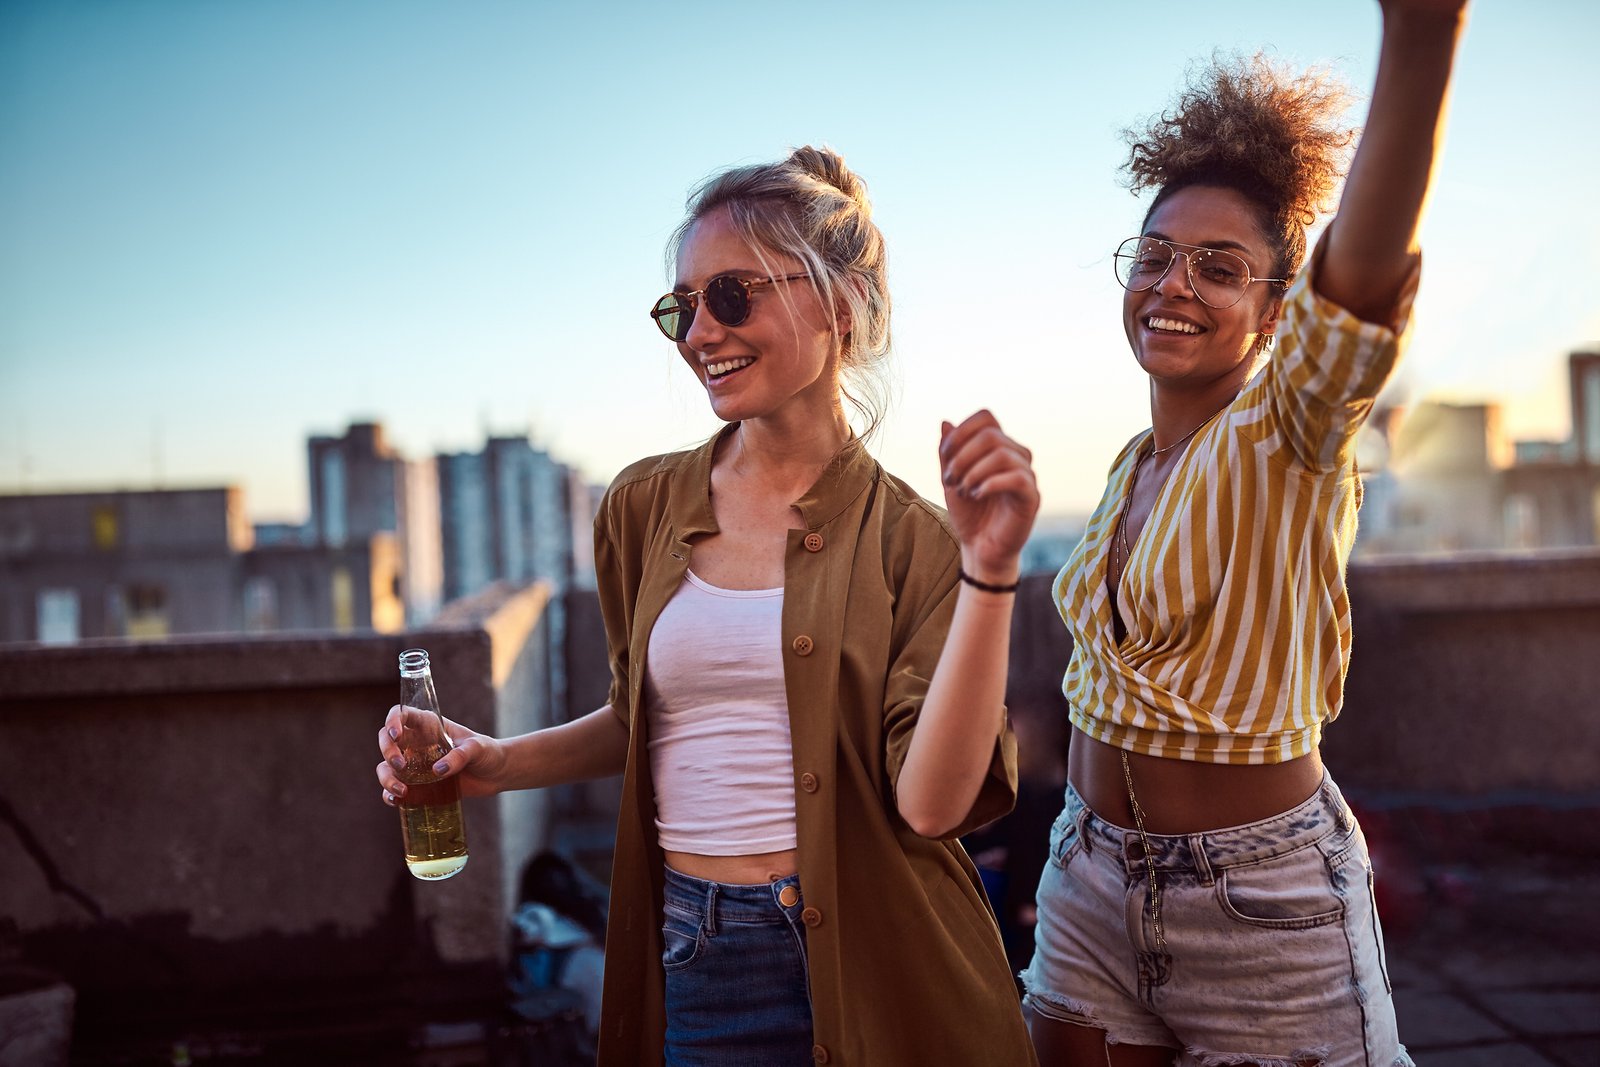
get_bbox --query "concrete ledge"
[0,582,557,1047]
[0,627,487,698]
[1349,548,1600,612]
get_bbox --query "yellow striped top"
[1056,247,1420,764]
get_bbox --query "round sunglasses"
[650,273,811,342]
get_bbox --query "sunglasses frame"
[1113,236,1287,310]
[650,272,812,341]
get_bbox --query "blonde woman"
[379,146,1040,1065]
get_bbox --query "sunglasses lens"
[704,276,751,327]
[652,294,690,341]
[1115,238,1172,290]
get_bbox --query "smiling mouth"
[1146,316,1204,335]
[706,357,755,379]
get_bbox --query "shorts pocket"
[1047,809,1085,872]
[661,901,707,972]
[1217,844,1345,930]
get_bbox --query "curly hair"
[1123,52,1357,282]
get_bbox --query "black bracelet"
[958,568,1020,594]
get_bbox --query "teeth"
[1148,316,1202,334]
[707,357,755,378]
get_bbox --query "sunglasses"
[1113,236,1287,310]
[650,272,811,342]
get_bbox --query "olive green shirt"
[593,425,1034,1066]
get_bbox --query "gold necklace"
[1113,411,1221,574]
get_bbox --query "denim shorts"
[661,866,813,1066]
[1021,775,1414,1067]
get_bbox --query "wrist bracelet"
[958,567,1020,594]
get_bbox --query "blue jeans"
[661,866,813,1066]
[1022,775,1413,1067]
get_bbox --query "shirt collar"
[670,423,877,536]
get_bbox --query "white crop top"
[643,570,796,855]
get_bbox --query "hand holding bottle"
[376,707,508,805]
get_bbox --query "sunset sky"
[3,0,1596,522]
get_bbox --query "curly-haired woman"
[1022,3,1469,1065]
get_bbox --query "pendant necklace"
[1113,409,1224,574]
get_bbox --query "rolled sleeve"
[1266,235,1421,470]
[882,562,1020,840]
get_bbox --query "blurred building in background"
[0,421,597,647]
[307,422,444,625]
[1356,350,1600,555]
[0,487,403,643]
[438,436,573,605]
[438,433,583,721]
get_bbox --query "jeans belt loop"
[704,881,719,938]
[1074,803,1094,855]
[1189,832,1216,887]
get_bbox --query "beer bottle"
[395,648,469,879]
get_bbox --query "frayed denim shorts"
[661,866,813,1066]
[1021,774,1414,1067]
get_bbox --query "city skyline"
[4,1,1597,522]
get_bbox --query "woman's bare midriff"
[665,849,799,885]
[1068,728,1324,835]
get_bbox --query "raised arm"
[1318,0,1469,323]
[893,410,1039,838]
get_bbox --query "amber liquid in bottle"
[395,649,468,880]
[397,747,468,880]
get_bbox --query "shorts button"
[792,635,814,656]
[778,884,800,908]
[801,907,822,927]
[812,1044,830,1064]
[803,532,824,552]
[800,772,818,793]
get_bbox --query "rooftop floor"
[1359,792,1600,1066]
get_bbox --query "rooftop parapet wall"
[1332,549,1600,794]
[0,581,555,1034]
[1006,548,1600,796]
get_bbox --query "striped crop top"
[1056,242,1420,764]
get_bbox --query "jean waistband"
[663,866,804,925]
[1062,773,1355,874]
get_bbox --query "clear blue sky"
[3,0,1596,522]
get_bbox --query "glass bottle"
[395,648,469,880]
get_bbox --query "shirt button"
[812,1045,830,1064]
[803,532,824,552]
[792,635,814,656]
[800,772,818,793]
[801,906,822,927]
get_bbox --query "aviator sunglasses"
[1113,236,1287,310]
[650,273,811,342]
